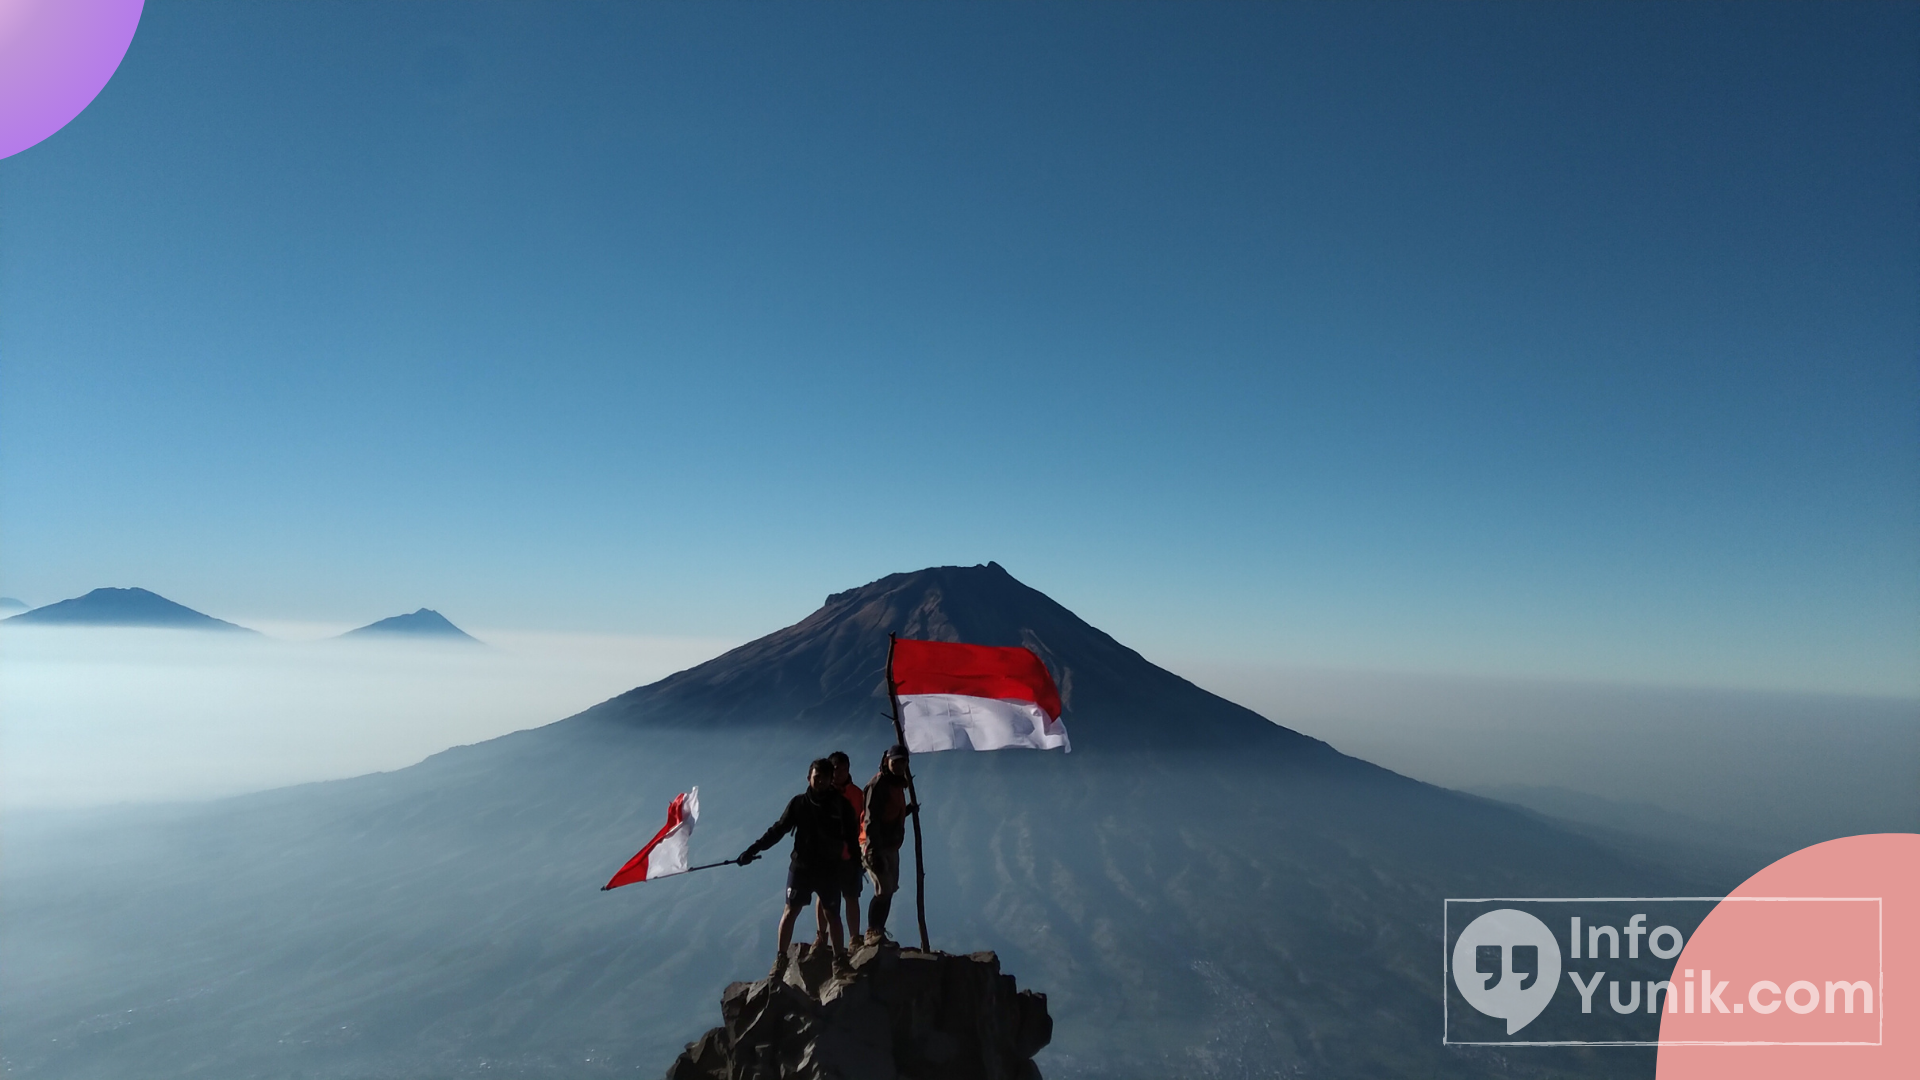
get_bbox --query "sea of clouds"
[0,624,739,808]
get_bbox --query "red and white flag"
[602,787,700,889]
[891,638,1070,753]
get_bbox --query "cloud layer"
[0,626,737,807]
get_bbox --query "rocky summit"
[669,941,1052,1080]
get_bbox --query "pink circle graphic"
[0,0,145,160]
[1656,832,1918,1079]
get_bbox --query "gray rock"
[668,944,1050,1080]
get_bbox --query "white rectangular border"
[1442,896,1884,1047]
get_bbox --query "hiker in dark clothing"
[739,757,861,979]
[861,745,916,945]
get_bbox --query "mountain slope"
[584,561,1324,755]
[0,565,1738,1080]
[339,607,481,642]
[3,587,254,631]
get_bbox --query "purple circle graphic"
[1,0,145,160]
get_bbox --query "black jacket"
[745,788,859,873]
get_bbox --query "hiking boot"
[863,927,892,947]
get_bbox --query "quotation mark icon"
[1454,909,1562,1034]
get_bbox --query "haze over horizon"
[0,620,739,808]
[1,2,1913,700]
[4,569,1910,864]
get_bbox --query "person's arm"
[739,796,798,863]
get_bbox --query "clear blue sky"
[2,2,1915,695]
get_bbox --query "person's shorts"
[864,846,901,895]
[785,864,840,909]
[838,856,864,900]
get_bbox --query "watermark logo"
[1450,908,1561,1034]
[1443,896,1881,1047]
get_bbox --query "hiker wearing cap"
[814,751,864,948]
[861,745,915,945]
[738,757,861,979]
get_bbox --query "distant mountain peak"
[340,608,481,643]
[0,596,27,612]
[2,587,255,632]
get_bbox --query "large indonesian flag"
[891,638,1070,753]
[602,787,700,889]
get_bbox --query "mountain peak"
[584,563,1335,758]
[820,560,1015,610]
[340,608,481,643]
[2,587,255,632]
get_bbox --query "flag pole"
[680,858,741,874]
[885,633,932,952]
[599,858,737,890]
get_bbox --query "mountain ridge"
[2,587,255,632]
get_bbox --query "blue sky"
[2,2,1915,695]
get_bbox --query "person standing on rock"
[814,750,864,948]
[738,757,861,980]
[861,745,915,945]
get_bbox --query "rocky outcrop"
[666,940,1052,1080]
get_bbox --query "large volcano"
[583,561,1327,755]
[1,565,1719,1079]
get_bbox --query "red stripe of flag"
[891,638,1062,720]
[603,791,687,890]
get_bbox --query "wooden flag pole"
[885,633,932,952]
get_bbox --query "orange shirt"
[842,781,867,851]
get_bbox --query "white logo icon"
[1452,908,1562,1034]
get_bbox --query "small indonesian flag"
[602,787,700,889]
[891,638,1070,753]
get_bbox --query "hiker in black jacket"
[738,757,861,979]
